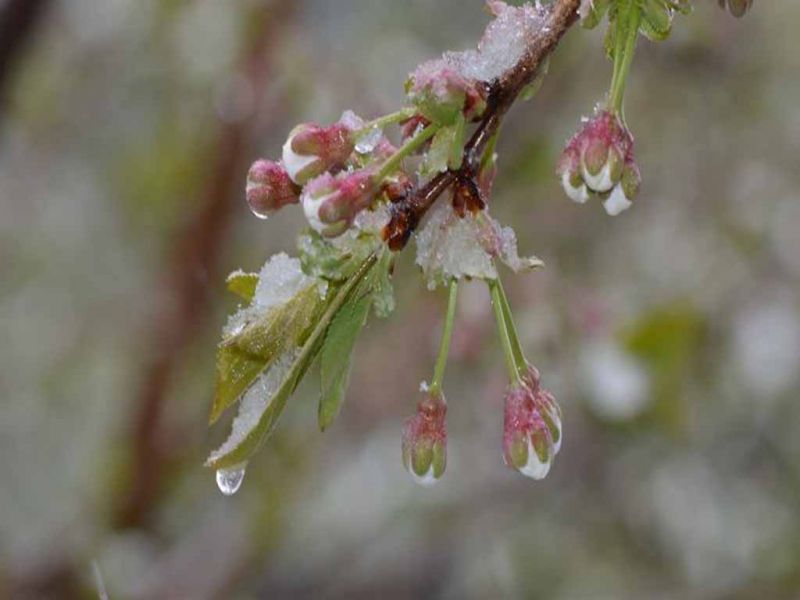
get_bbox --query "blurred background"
[1,0,799,598]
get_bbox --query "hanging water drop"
[216,462,247,495]
[355,127,381,154]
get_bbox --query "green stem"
[376,124,439,180]
[489,280,524,384]
[496,277,527,378]
[355,108,415,138]
[429,279,459,395]
[607,0,641,115]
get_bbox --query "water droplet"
[215,462,247,495]
[355,127,381,154]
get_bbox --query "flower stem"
[495,277,528,378]
[607,0,641,115]
[376,124,439,181]
[489,280,524,384]
[429,279,459,395]
[356,108,416,138]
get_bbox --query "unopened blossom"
[282,119,356,185]
[502,373,562,480]
[301,170,376,238]
[245,159,301,219]
[557,108,641,216]
[718,0,753,17]
[402,387,447,486]
[406,58,487,124]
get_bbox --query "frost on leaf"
[443,1,547,82]
[415,200,543,290]
[211,253,323,424]
[207,349,299,468]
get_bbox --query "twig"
[383,0,581,250]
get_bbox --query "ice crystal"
[443,1,547,82]
[415,200,542,289]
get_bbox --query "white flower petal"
[561,170,589,204]
[603,184,632,216]
[282,137,318,184]
[518,437,552,480]
[582,160,614,193]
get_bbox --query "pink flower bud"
[245,160,300,219]
[402,387,447,486]
[301,170,376,238]
[282,120,356,185]
[502,375,562,480]
[406,59,487,124]
[557,109,640,215]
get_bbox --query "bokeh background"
[2,0,799,598]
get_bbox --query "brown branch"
[383,0,581,250]
[114,3,294,530]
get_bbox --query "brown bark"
[384,0,581,251]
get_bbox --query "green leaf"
[318,276,374,431]
[206,254,378,469]
[639,0,672,41]
[298,228,381,283]
[422,124,460,177]
[209,283,323,424]
[226,270,258,301]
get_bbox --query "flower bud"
[502,377,562,480]
[282,119,356,185]
[245,159,301,219]
[401,387,447,486]
[557,109,639,215]
[406,59,487,125]
[301,170,376,238]
[718,0,753,17]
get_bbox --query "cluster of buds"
[401,386,447,486]
[245,112,395,237]
[557,109,641,216]
[502,366,562,479]
[718,0,753,17]
[406,58,488,125]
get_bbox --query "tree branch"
[383,0,581,250]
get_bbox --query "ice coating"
[415,200,542,289]
[416,200,497,289]
[206,349,298,465]
[254,252,314,311]
[442,1,547,82]
[222,253,314,339]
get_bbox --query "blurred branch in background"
[0,0,51,123]
[115,1,295,530]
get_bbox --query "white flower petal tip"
[561,170,589,204]
[517,438,552,480]
[582,160,614,193]
[603,184,632,216]
[282,137,317,184]
[409,466,441,488]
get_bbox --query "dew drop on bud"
[248,205,270,220]
[215,462,247,495]
[355,127,381,154]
